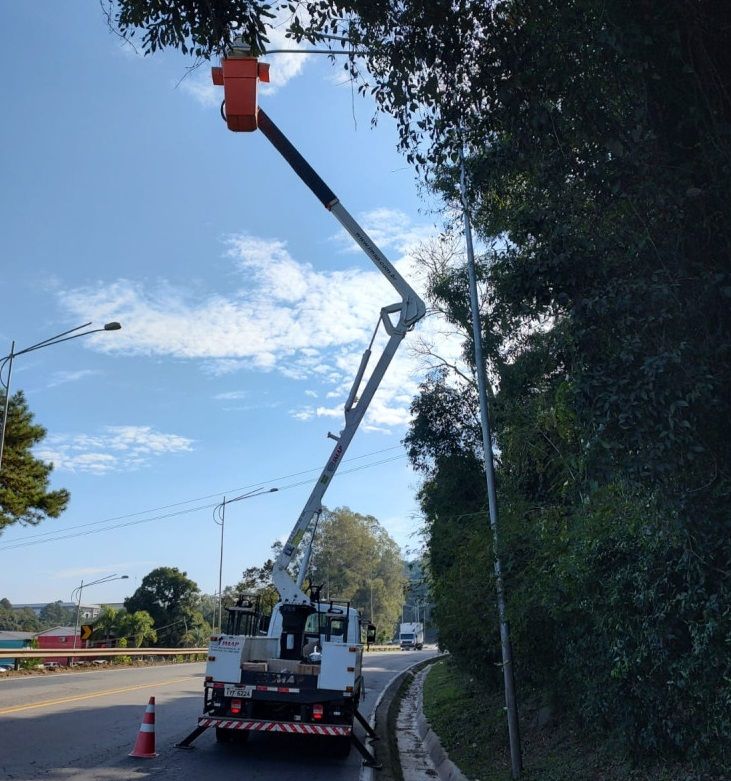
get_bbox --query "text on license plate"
[224,684,254,698]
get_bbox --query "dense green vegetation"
[91,605,157,647]
[309,507,406,640]
[124,566,210,646]
[0,598,63,632]
[394,2,731,773]
[423,657,700,781]
[105,1,730,772]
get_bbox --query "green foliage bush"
[396,0,730,771]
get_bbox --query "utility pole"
[459,142,522,778]
[214,487,278,633]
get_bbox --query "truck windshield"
[401,634,414,640]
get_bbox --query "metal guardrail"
[0,647,206,659]
[1,644,406,661]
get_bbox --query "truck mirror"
[366,624,377,645]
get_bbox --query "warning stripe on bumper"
[199,717,351,736]
[255,685,301,693]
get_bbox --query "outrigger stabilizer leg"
[355,708,379,741]
[351,708,381,767]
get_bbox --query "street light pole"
[0,321,122,473]
[217,497,226,633]
[71,573,129,652]
[459,140,522,777]
[213,486,278,633]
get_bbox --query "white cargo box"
[207,635,280,682]
[206,635,245,683]
[317,642,362,691]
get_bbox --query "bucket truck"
[176,48,425,766]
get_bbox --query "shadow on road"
[1,696,362,780]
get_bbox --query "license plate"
[224,685,253,698]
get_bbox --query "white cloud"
[37,426,194,474]
[178,71,221,108]
[214,390,249,401]
[57,212,467,430]
[334,208,436,256]
[47,369,100,388]
[260,21,311,95]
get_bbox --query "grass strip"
[422,657,706,781]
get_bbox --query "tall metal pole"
[0,343,15,473]
[459,142,522,777]
[217,498,226,633]
[70,573,128,659]
[213,487,278,634]
[72,579,85,651]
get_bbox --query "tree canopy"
[0,599,41,632]
[38,601,75,627]
[308,507,406,640]
[92,606,157,647]
[124,566,208,646]
[0,391,70,534]
[224,507,407,641]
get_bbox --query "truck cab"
[267,600,364,649]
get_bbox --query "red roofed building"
[35,626,83,665]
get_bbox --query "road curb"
[412,665,469,781]
[359,655,441,781]
[358,668,401,781]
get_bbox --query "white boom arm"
[256,109,426,605]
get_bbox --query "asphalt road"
[0,649,437,780]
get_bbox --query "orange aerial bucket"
[211,55,270,132]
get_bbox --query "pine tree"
[0,390,70,533]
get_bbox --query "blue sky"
[0,3,463,606]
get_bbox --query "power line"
[0,452,408,552]
[1,444,405,544]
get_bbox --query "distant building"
[10,602,102,620]
[0,631,34,668]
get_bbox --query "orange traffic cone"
[129,696,158,758]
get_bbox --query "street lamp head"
[103,322,122,331]
[120,575,129,579]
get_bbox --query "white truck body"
[399,622,424,650]
[201,601,366,747]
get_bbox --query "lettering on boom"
[326,444,344,473]
[353,229,398,282]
